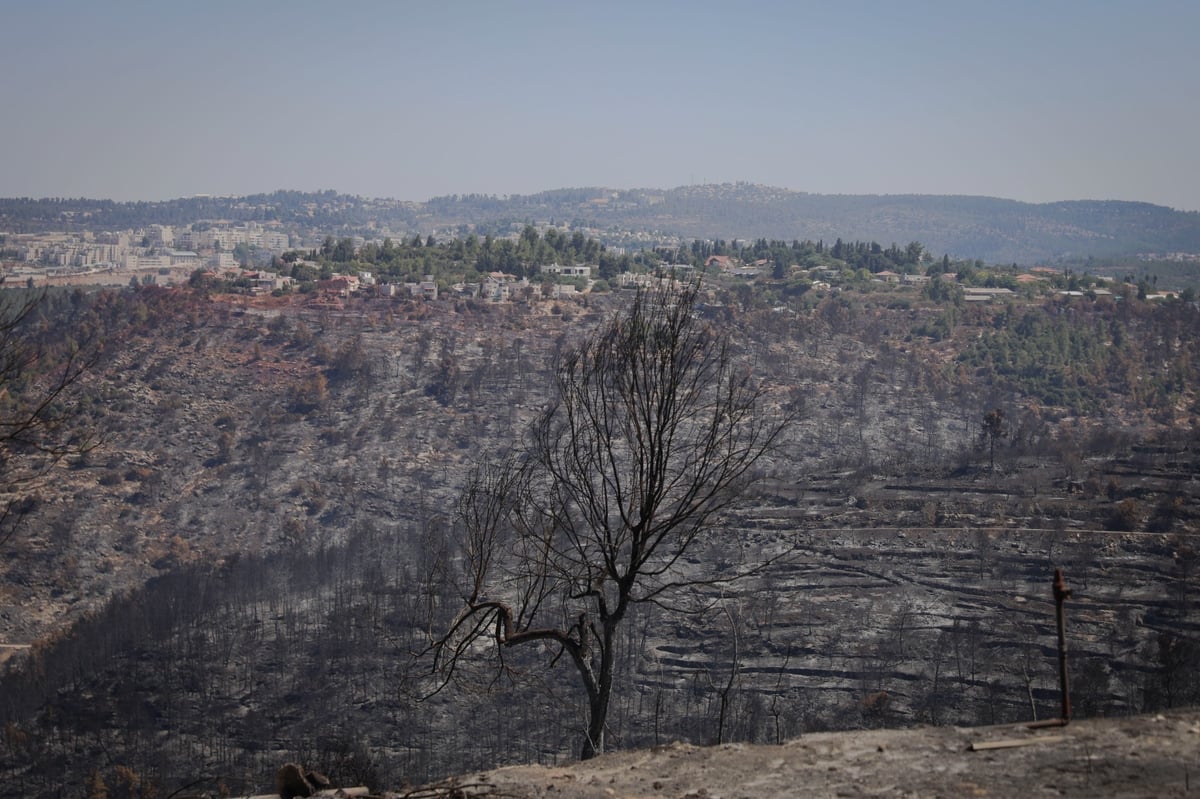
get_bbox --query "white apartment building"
[144,225,174,247]
[540,263,592,279]
[180,222,289,253]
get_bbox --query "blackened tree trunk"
[429,282,794,760]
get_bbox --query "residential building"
[540,263,592,279]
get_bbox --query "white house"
[540,263,592,279]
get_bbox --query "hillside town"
[0,221,295,287]
[2,218,1185,310]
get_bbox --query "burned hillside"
[0,282,1197,797]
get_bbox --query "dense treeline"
[277,232,929,292]
[955,296,1199,416]
[0,191,418,235]
[277,226,640,287]
[1055,255,1200,292]
[689,237,925,276]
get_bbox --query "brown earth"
[417,709,1200,799]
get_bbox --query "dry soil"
[414,709,1200,799]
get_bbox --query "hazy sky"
[3,1,1198,209]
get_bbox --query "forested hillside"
[5,184,1200,264]
[0,268,1197,797]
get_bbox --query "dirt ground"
[410,709,1200,799]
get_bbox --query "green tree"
[232,241,254,267]
[981,408,1007,470]
[331,238,356,263]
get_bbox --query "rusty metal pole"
[1053,568,1073,723]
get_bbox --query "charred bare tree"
[429,283,793,760]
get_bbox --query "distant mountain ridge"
[3,184,1199,264]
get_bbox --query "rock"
[276,763,313,799]
[306,770,331,790]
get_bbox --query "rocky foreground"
[388,709,1200,799]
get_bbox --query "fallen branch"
[969,735,1066,751]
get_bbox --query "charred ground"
[0,281,1196,797]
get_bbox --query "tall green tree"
[981,408,1007,470]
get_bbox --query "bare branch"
[425,280,794,760]
[0,289,106,549]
